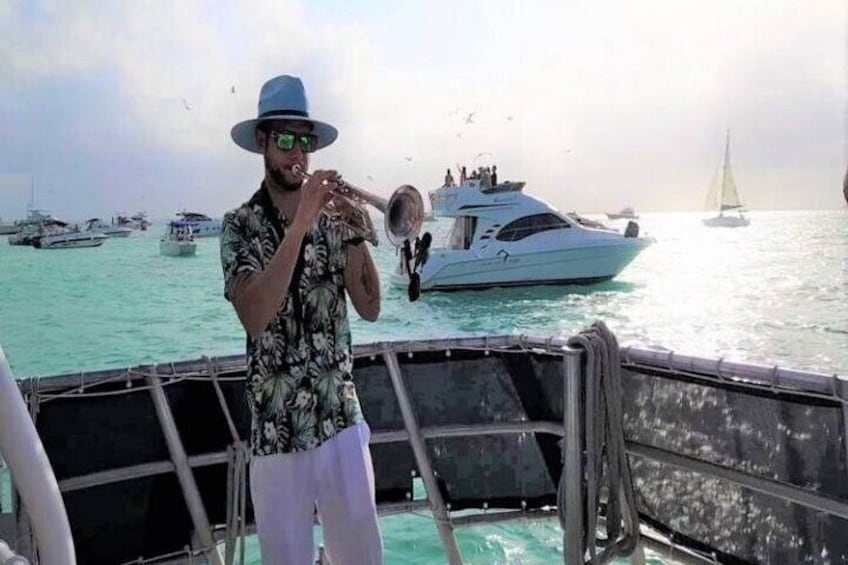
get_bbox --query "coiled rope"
[561,321,641,564]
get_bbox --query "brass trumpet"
[291,164,424,247]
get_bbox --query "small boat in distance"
[8,211,64,246]
[703,130,749,227]
[159,221,197,257]
[33,228,108,249]
[0,217,19,235]
[131,212,151,231]
[605,206,639,220]
[85,218,132,238]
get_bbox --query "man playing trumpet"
[220,74,383,564]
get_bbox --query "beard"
[264,156,302,193]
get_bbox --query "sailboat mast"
[716,130,730,215]
[843,162,848,205]
[721,129,730,213]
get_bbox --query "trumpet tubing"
[290,165,424,247]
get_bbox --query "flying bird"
[404,156,413,163]
[366,175,375,181]
[231,85,236,94]
[464,112,475,124]
[506,115,513,121]
[181,97,191,111]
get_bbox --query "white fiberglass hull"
[393,238,651,292]
[34,233,108,249]
[159,239,197,257]
[702,215,749,227]
[103,227,133,238]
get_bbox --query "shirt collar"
[250,182,291,235]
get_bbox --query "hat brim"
[231,115,338,154]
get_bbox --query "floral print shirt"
[220,184,364,456]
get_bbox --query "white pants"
[249,423,383,565]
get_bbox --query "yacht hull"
[702,215,749,227]
[159,240,197,257]
[33,233,108,249]
[103,228,132,238]
[395,240,650,292]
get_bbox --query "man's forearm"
[346,243,381,322]
[233,224,307,338]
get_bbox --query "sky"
[0,0,845,221]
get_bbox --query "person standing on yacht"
[480,167,492,188]
[220,74,383,565]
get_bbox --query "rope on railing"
[564,321,641,564]
[204,356,249,565]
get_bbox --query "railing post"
[563,346,584,565]
[146,373,223,565]
[382,346,463,565]
[0,345,75,565]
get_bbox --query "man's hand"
[292,169,338,232]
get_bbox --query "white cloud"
[0,0,844,219]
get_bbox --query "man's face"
[258,120,313,192]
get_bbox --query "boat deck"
[2,334,847,564]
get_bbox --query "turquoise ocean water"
[1,209,846,563]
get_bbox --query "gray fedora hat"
[231,75,338,153]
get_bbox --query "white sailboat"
[703,130,750,227]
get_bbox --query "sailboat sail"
[704,160,721,210]
[718,131,743,211]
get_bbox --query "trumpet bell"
[385,185,425,247]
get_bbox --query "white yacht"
[173,211,221,237]
[8,212,63,246]
[33,227,108,249]
[0,217,19,235]
[85,218,132,238]
[396,182,652,293]
[605,206,639,220]
[159,221,197,257]
[131,211,151,231]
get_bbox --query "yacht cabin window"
[447,216,478,250]
[495,213,570,242]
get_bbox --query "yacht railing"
[0,334,846,564]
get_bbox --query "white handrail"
[0,345,75,564]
